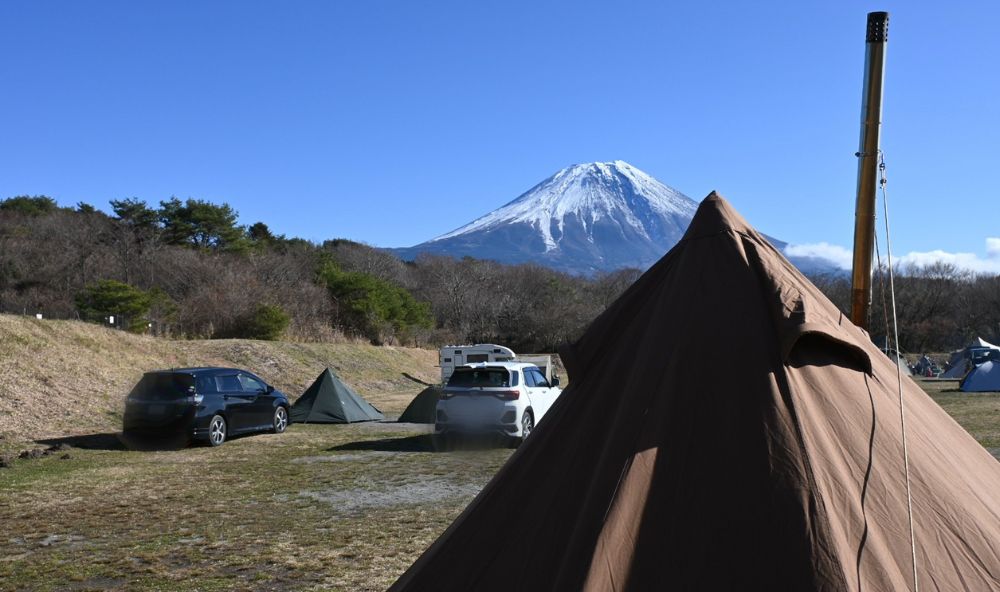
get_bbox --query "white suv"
[434,362,562,445]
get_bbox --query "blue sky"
[2,1,998,271]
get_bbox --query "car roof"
[148,367,248,376]
[457,362,537,371]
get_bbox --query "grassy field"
[914,378,1000,453]
[1,380,997,591]
[1,317,998,591]
[0,424,513,592]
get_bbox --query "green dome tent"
[290,368,384,424]
[397,386,441,424]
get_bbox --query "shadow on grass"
[36,432,201,451]
[329,434,437,453]
[330,433,515,453]
[36,433,126,451]
[402,372,434,387]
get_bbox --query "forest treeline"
[1,195,997,353]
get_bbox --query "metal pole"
[850,11,889,330]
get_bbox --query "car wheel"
[208,415,227,447]
[520,411,534,441]
[272,406,288,434]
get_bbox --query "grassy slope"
[0,314,438,446]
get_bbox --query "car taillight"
[493,390,519,400]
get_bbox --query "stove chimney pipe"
[850,11,889,330]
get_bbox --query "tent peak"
[682,192,755,241]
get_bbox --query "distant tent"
[941,355,971,379]
[942,338,1000,379]
[974,337,1000,350]
[398,386,441,424]
[874,337,912,377]
[290,369,384,424]
[961,361,1000,392]
[882,350,912,376]
[390,194,1000,591]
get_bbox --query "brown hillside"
[0,315,438,445]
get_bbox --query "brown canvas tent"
[390,194,1000,591]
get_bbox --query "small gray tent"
[290,368,384,424]
[397,386,441,424]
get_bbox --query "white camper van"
[439,344,515,384]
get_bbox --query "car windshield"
[130,373,195,401]
[447,368,511,388]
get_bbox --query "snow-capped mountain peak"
[393,161,702,275]
[392,161,839,276]
[431,160,698,253]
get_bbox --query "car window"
[523,369,536,387]
[510,371,519,387]
[446,368,511,388]
[215,374,242,392]
[131,373,194,401]
[195,376,216,393]
[529,368,549,388]
[238,374,266,393]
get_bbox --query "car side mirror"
[266,385,275,393]
[551,376,560,387]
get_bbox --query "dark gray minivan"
[122,367,290,447]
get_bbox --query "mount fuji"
[392,161,840,276]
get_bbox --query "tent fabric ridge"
[674,227,734,244]
[601,445,637,525]
[772,366,853,591]
[784,325,873,375]
[854,373,878,590]
[742,235,874,375]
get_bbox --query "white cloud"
[784,237,1000,274]
[783,242,853,269]
[986,237,1000,258]
[895,248,1000,274]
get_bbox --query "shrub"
[75,280,152,333]
[240,304,290,340]
[317,262,433,344]
[0,195,60,216]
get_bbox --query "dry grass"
[0,423,513,591]
[915,377,1000,453]
[1,319,997,591]
[0,314,438,447]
